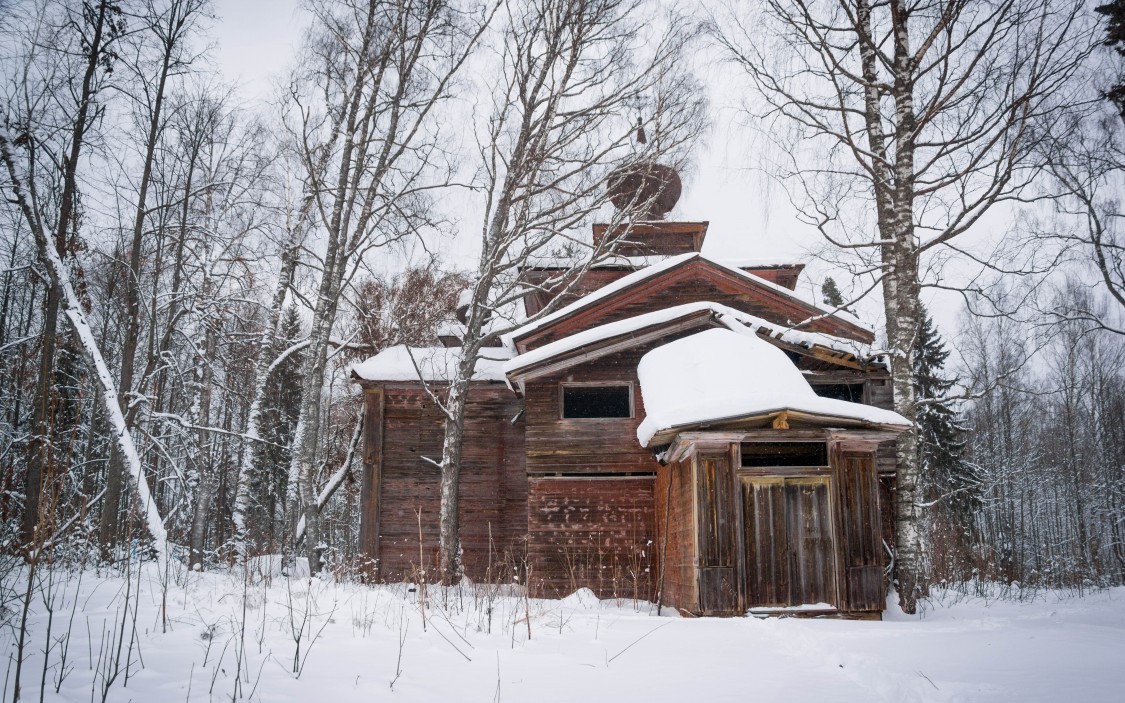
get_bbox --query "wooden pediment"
[511,256,874,353]
[504,303,875,394]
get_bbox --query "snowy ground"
[3,561,1124,702]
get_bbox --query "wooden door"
[742,476,836,608]
[696,454,737,613]
[837,452,884,611]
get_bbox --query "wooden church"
[351,169,908,618]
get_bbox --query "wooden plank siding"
[523,348,656,476]
[835,450,884,611]
[526,477,655,600]
[654,459,698,613]
[358,389,384,568]
[592,221,709,256]
[742,476,837,609]
[695,452,740,614]
[361,383,527,582]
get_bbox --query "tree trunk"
[230,227,301,558]
[98,29,175,558]
[22,286,58,547]
[23,1,113,550]
[438,372,472,585]
[187,327,215,571]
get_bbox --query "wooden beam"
[359,387,385,579]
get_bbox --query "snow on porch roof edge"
[635,329,909,447]
[350,345,512,383]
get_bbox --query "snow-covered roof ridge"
[522,254,804,270]
[502,301,872,378]
[503,252,870,346]
[350,345,512,383]
[635,329,909,447]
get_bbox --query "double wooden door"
[742,476,836,608]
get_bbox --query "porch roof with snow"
[350,345,512,383]
[635,329,909,448]
[502,301,877,393]
[503,252,874,350]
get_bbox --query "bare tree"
[0,0,128,551]
[1035,106,1125,335]
[98,0,210,558]
[429,0,705,584]
[712,0,1098,612]
[0,0,168,564]
[278,0,493,574]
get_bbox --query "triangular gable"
[503,301,875,392]
[505,253,874,352]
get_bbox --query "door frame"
[734,435,839,611]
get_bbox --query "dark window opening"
[562,384,631,419]
[742,442,828,467]
[812,383,864,403]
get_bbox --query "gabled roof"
[502,301,875,392]
[351,345,512,383]
[635,329,909,447]
[503,252,873,349]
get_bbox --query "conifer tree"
[914,313,977,520]
[251,306,305,550]
[821,277,851,313]
[1097,1,1125,114]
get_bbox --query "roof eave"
[644,408,910,448]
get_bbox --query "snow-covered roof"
[350,345,512,383]
[523,254,803,270]
[503,252,870,345]
[635,329,909,447]
[503,301,871,379]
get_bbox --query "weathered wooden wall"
[832,446,884,611]
[521,346,658,598]
[526,477,655,599]
[360,383,527,581]
[654,459,697,613]
[523,348,655,475]
[695,452,741,614]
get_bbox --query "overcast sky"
[209,0,983,340]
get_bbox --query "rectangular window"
[811,383,865,403]
[561,383,632,419]
[741,442,828,468]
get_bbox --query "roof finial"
[636,116,647,145]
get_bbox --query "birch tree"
[712,0,1098,612]
[278,0,493,574]
[430,0,705,584]
[0,0,178,560]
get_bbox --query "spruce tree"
[821,277,851,312]
[251,305,305,550]
[1097,1,1125,115]
[914,313,977,520]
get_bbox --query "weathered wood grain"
[655,459,697,613]
[526,476,655,600]
[361,383,527,583]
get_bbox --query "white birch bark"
[430,0,705,584]
[712,0,1097,613]
[1,134,169,571]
